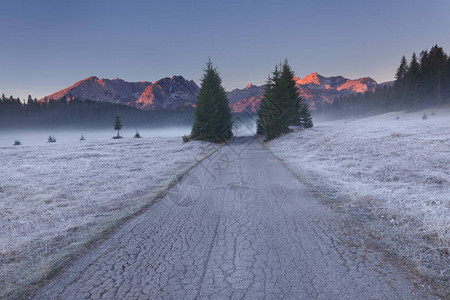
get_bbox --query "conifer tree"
[191,60,233,143]
[402,52,421,108]
[257,66,283,140]
[394,56,409,105]
[418,50,432,103]
[299,100,313,128]
[428,45,448,104]
[257,60,310,141]
[395,56,408,81]
[278,60,302,127]
[443,57,450,102]
[113,115,122,138]
[315,44,450,118]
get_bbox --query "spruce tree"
[428,45,448,104]
[402,52,421,108]
[299,100,313,128]
[394,55,408,107]
[418,50,432,103]
[315,44,450,118]
[278,60,302,127]
[257,60,309,141]
[113,115,122,138]
[443,57,450,103]
[257,66,283,140]
[395,56,408,81]
[191,60,233,143]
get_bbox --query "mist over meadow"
[0,115,257,146]
[0,127,192,146]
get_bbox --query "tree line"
[0,95,195,129]
[0,92,258,134]
[316,44,450,119]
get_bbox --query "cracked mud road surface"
[31,137,436,299]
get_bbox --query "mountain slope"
[41,73,377,112]
[41,77,152,105]
[228,73,378,112]
[132,76,199,110]
[40,76,199,111]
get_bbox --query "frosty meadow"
[2,1,450,298]
[1,106,449,299]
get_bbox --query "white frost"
[0,136,216,296]
[268,107,450,248]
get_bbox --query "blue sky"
[1,0,450,99]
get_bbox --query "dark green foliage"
[191,60,233,143]
[402,52,421,107]
[443,57,450,102]
[14,140,21,146]
[395,56,409,81]
[182,135,190,143]
[257,60,312,140]
[428,45,448,104]
[0,96,195,129]
[113,115,122,138]
[134,130,141,138]
[317,44,450,119]
[47,136,56,143]
[114,115,122,130]
[300,101,313,128]
[257,66,283,139]
[278,61,302,127]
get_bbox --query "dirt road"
[31,137,435,299]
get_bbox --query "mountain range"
[41,76,199,111]
[41,73,379,112]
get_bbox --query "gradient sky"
[1,0,450,100]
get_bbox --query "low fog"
[0,127,191,146]
[0,118,258,147]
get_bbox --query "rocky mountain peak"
[41,72,377,113]
[40,76,152,104]
[84,76,100,81]
[171,75,185,80]
[293,77,302,84]
[132,75,200,110]
[299,72,324,85]
[229,73,378,112]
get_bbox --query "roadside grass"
[267,107,450,286]
[0,137,219,300]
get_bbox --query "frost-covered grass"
[268,107,450,278]
[0,136,216,299]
